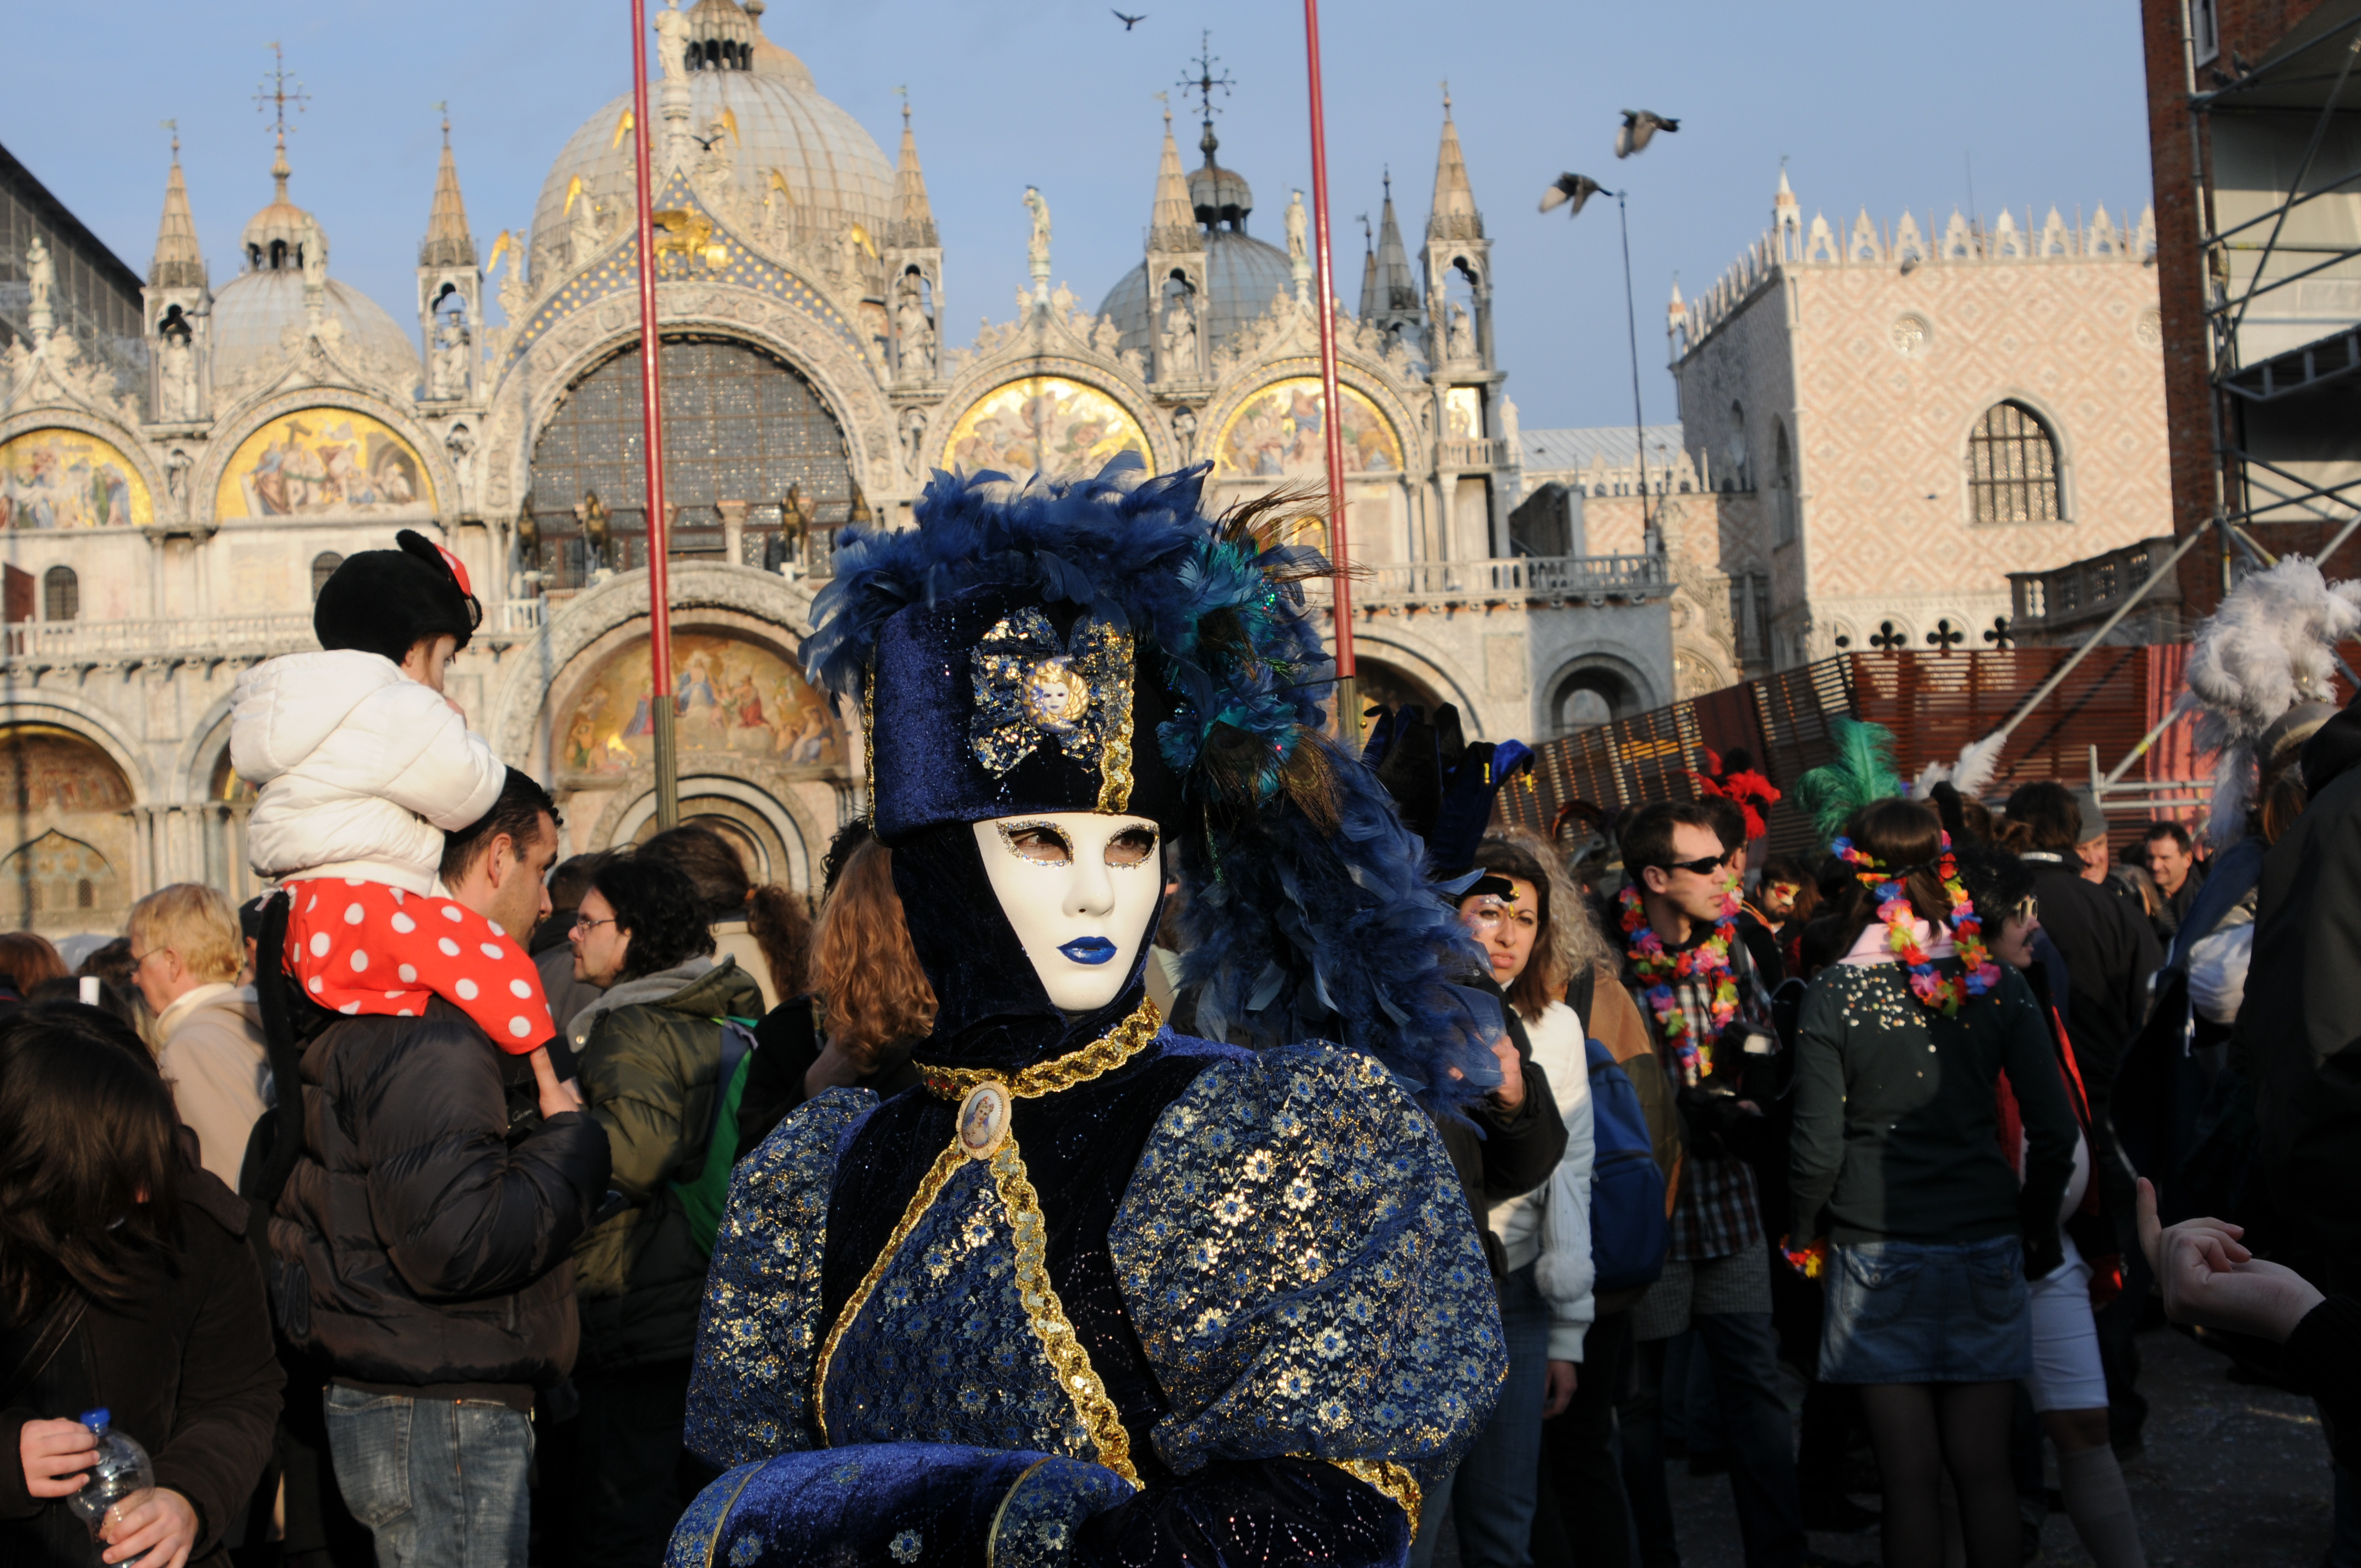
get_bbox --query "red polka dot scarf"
[282,878,555,1053]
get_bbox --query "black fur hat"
[313,529,481,664]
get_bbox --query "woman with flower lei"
[1786,798,2080,1568]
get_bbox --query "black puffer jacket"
[267,997,611,1396]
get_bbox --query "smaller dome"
[1099,228,1294,363]
[1187,125,1252,230]
[211,270,418,392]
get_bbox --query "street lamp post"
[628,0,680,830]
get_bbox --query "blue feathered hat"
[803,456,1502,1112]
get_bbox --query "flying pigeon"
[1540,173,1604,216]
[1112,9,1146,28]
[1614,109,1680,159]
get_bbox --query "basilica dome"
[210,148,418,396]
[1098,122,1294,362]
[531,0,894,282]
[1099,233,1294,363]
[212,272,420,393]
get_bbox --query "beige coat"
[156,983,271,1189]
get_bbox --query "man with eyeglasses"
[265,769,610,1568]
[1614,801,1816,1568]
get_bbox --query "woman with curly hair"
[733,824,933,1159]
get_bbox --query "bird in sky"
[1540,173,1604,216]
[1112,9,1147,29]
[1614,109,1680,159]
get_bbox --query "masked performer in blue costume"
[670,458,1509,1567]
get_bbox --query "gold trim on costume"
[813,1140,966,1444]
[696,1462,764,1567]
[991,1139,1139,1484]
[916,997,1162,1102]
[1321,1458,1424,1536]
[861,663,878,825]
[1095,637,1135,815]
[984,1455,1058,1568]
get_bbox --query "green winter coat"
[567,954,765,1372]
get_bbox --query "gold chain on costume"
[1321,1458,1424,1534]
[916,997,1162,1101]
[813,999,1162,1484]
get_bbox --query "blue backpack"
[1586,1037,1669,1297]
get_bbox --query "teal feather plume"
[1791,718,1903,845]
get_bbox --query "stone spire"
[1427,86,1482,244]
[886,100,938,249]
[1358,213,1378,320]
[419,113,476,269]
[1369,171,1418,315]
[1147,107,1199,253]
[150,129,205,290]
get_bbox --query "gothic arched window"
[1967,401,2062,524]
[41,567,77,623]
[1772,423,1797,545]
[312,553,344,601]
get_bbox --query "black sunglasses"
[1652,854,1727,877]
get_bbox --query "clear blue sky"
[6,0,2155,432]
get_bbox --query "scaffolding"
[2191,0,2361,581]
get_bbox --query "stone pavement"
[1432,1324,2332,1566]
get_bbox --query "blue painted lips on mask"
[1058,937,1117,966]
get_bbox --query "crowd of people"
[2,499,2355,1568]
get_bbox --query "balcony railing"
[1302,553,1668,611]
[2007,536,2178,627]
[3,613,318,664]
[1440,437,1506,468]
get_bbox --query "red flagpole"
[628,0,679,829]
[1303,0,1359,747]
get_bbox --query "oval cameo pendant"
[956,1081,1013,1161]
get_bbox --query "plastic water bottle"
[65,1409,154,1556]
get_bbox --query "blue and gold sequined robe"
[670,1028,1506,1567]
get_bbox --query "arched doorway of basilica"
[524,336,856,589]
[0,726,137,939]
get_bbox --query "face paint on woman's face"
[972,812,1162,1013]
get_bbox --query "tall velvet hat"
[803,456,1503,1111]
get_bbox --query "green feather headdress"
[1790,718,1903,845]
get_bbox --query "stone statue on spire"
[1024,185,1052,300]
[654,0,690,81]
[24,236,53,341]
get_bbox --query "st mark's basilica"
[0,0,1675,939]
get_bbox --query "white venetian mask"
[972,812,1162,1013]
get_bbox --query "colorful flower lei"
[1619,881,1740,1085]
[1831,830,2001,1014]
[1779,1234,1828,1281]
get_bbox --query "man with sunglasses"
[1614,802,1815,1568]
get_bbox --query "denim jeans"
[1622,1311,1805,1568]
[324,1384,534,1568]
[1450,1261,1554,1568]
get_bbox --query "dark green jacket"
[568,955,764,1371]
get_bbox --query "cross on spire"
[253,43,310,199]
[1178,32,1233,128]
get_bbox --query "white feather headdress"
[2183,557,2361,844]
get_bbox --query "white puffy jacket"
[232,650,505,892]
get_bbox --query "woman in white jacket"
[1430,833,1601,1568]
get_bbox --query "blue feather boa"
[802,458,1500,1113]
